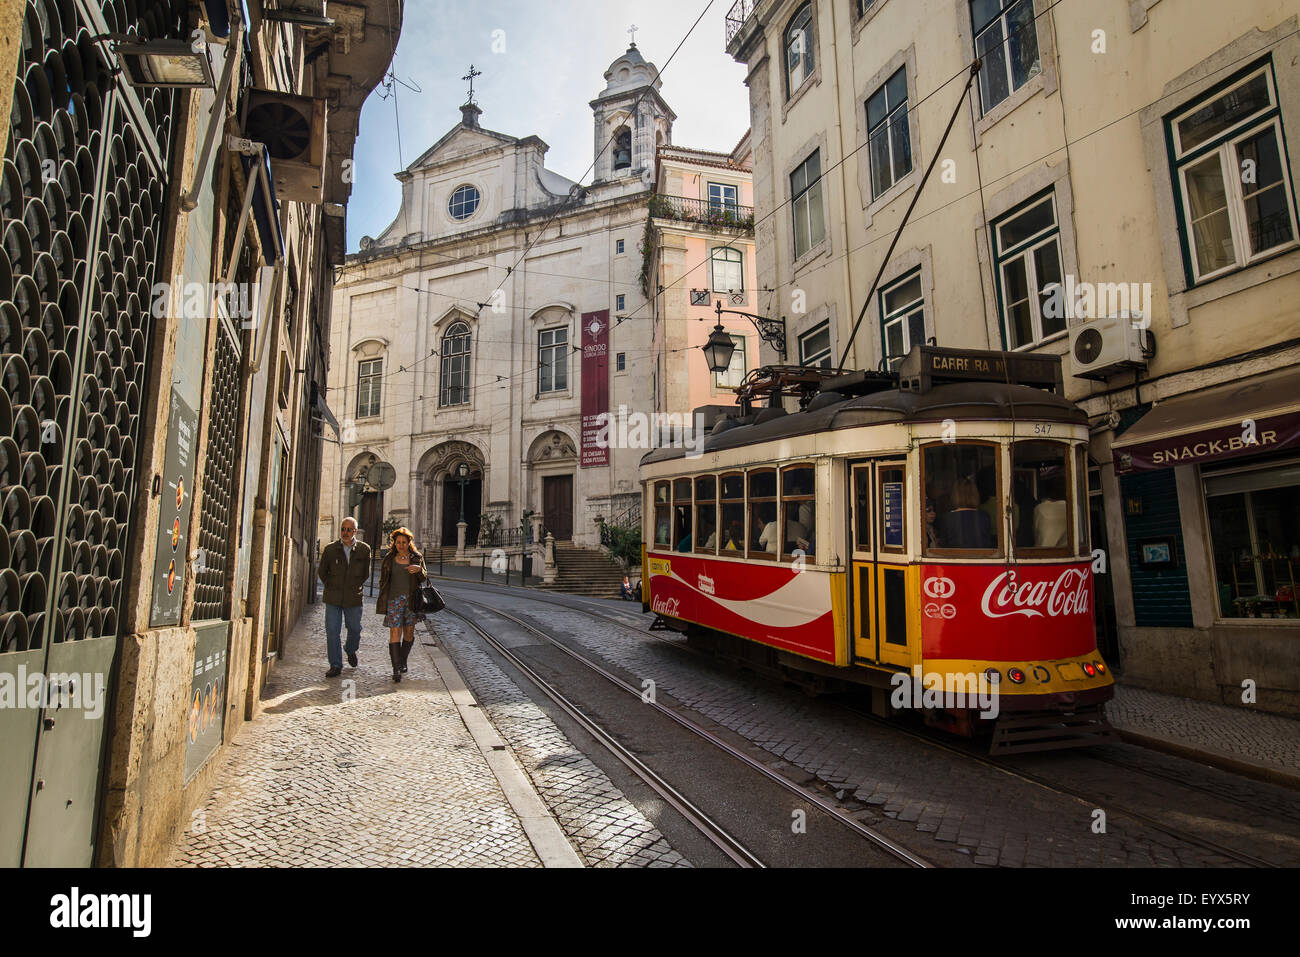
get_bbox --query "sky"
[345,0,752,250]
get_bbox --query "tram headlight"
[1007,667,1026,684]
[1082,662,1097,677]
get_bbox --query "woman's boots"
[388,642,402,682]
[399,640,413,673]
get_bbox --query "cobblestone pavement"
[1108,684,1300,771]
[170,600,542,867]
[454,585,1296,867]
[430,612,691,868]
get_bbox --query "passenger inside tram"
[936,478,995,548]
[1033,475,1068,548]
[722,516,744,550]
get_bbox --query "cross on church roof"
[462,64,482,105]
[628,24,638,47]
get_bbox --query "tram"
[639,346,1114,753]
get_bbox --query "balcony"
[650,194,755,233]
[725,0,756,45]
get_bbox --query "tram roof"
[640,380,1087,466]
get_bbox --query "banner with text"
[580,310,610,468]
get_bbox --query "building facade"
[726,0,1300,713]
[648,138,760,427]
[320,44,678,555]
[0,0,396,866]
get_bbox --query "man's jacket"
[318,539,372,608]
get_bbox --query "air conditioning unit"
[242,90,327,204]
[1069,315,1151,379]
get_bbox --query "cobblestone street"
[171,600,549,867]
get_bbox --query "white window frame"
[708,182,739,212]
[791,150,825,261]
[616,294,626,312]
[356,357,382,418]
[784,4,816,100]
[1169,65,1299,284]
[710,247,744,293]
[971,0,1041,116]
[538,327,569,394]
[992,192,1066,350]
[799,321,832,369]
[616,238,625,254]
[447,184,481,221]
[879,269,925,368]
[867,66,911,199]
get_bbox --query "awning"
[313,384,342,439]
[1113,366,1300,472]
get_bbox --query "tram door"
[849,460,914,670]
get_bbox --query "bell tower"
[590,36,675,185]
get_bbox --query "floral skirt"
[383,592,424,628]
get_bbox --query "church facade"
[319,46,676,552]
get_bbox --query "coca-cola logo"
[980,568,1090,619]
[651,595,680,617]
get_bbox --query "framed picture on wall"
[1138,536,1178,569]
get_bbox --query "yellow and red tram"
[640,347,1114,751]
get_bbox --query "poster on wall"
[183,622,229,781]
[580,309,610,468]
[149,394,199,627]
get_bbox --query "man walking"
[318,517,371,678]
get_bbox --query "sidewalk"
[169,599,578,867]
[1108,683,1300,788]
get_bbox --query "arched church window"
[440,322,472,406]
[613,128,632,172]
[785,4,815,98]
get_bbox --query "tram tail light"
[1007,667,1026,684]
[984,668,1001,686]
[1081,662,1097,677]
[1094,660,1107,674]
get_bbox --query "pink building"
[648,136,759,426]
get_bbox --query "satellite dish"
[368,462,396,491]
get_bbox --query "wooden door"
[543,475,574,541]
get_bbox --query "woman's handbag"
[414,583,445,614]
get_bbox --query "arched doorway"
[528,431,577,541]
[418,441,487,548]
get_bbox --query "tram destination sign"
[898,346,1063,394]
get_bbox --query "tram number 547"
[1032,423,1053,435]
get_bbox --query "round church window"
[448,184,481,221]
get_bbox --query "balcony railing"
[650,194,755,232]
[726,0,756,45]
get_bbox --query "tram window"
[673,478,693,552]
[748,469,778,558]
[853,467,872,552]
[1011,440,1072,554]
[696,475,718,553]
[654,482,672,547]
[781,465,815,558]
[720,472,745,552]
[879,465,907,553]
[923,443,1000,553]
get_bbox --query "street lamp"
[457,463,470,523]
[700,300,787,373]
[114,38,216,89]
[703,322,736,374]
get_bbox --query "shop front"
[1110,365,1300,715]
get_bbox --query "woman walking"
[375,527,427,682]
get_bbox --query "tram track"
[439,581,1293,868]
[443,598,932,869]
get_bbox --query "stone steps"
[538,544,629,598]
